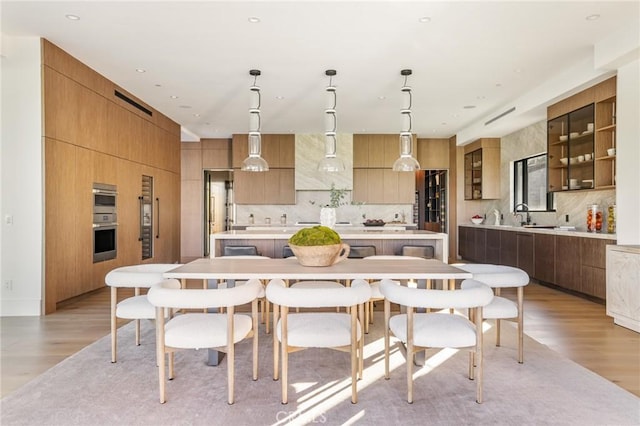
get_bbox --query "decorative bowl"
[289,243,350,267]
[471,218,483,225]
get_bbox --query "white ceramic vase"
[320,207,337,228]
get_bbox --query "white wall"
[0,36,43,316]
[615,58,640,245]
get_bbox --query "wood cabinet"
[458,226,615,300]
[232,134,294,168]
[234,169,295,204]
[416,138,449,169]
[463,138,500,200]
[555,235,582,292]
[516,233,534,277]
[533,233,555,283]
[581,237,616,299]
[232,134,295,205]
[43,41,181,312]
[547,76,616,192]
[352,134,416,204]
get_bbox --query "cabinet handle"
[138,196,144,241]
[155,197,160,239]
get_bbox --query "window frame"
[513,153,554,212]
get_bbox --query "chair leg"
[351,307,358,404]
[364,301,370,334]
[227,306,235,405]
[110,287,117,363]
[496,319,501,347]
[168,352,174,380]
[155,307,166,404]
[517,286,524,364]
[252,300,259,381]
[358,303,364,380]
[281,307,289,404]
[265,299,270,335]
[273,304,280,381]
[384,300,391,379]
[475,306,484,404]
[406,307,414,404]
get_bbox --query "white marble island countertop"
[215,228,443,239]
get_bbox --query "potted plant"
[288,225,350,266]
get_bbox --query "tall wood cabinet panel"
[500,231,518,267]
[485,229,501,264]
[581,238,616,299]
[43,40,181,312]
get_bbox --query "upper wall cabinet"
[417,138,450,169]
[463,138,500,200]
[352,134,415,204]
[547,76,616,192]
[232,134,296,205]
[548,104,595,192]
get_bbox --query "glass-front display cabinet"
[547,103,595,192]
[464,149,483,199]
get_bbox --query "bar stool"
[348,245,376,259]
[401,245,434,259]
[105,263,181,363]
[223,245,259,256]
[456,263,530,363]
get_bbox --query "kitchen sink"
[522,225,556,229]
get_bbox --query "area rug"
[1,315,639,426]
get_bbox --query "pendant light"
[241,69,269,172]
[392,69,421,172]
[317,69,345,172]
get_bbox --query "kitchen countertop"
[215,229,444,238]
[459,223,616,240]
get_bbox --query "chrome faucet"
[513,203,531,226]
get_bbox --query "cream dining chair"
[266,278,371,404]
[105,263,181,363]
[147,278,262,404]
[380,278,494,404]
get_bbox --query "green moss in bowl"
[289,226,341,246]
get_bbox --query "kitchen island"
[210,229,449,262]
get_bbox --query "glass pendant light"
[317,69,345,172]
[241,69,269,172]
[392,69,421,172]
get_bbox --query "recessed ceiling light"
[248,17,261,23]
[65,14,80,20]
[463,105,476,109]
[275,96,284,100]
[170,95,178,99]
[586,14,600,21]
[477,95,486,100]
[514,68,523,73]
[154,84,162,87]
[419,16,431,23]
[495,83,502,87]
[135,68,146,73]
[441,122,447,125]
[179,105,192,109]
[378,96,386,100]
[193,113,200,117]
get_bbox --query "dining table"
[163,257,473,365]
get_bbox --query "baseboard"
[0,299,42,316]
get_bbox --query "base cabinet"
[458,226,615,299]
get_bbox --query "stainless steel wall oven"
[93,183,117,262]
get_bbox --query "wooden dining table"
[163,257,473,365]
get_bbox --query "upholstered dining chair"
[455,264,530,363]
[380,278,494,404]
[105,263,181,363]
[265,278,371,404]
[147,278,262,404]
[361,255,423,333]
[217,255,271,332]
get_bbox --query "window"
[514,153,553,211]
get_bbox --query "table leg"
[206,278,232,366]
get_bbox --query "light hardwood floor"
[1,281,639,398]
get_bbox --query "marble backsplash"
[235,190,413,226]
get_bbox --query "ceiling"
[2,1,639,144]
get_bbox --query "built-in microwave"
[93,183,117,214]
[93,183,117,262]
